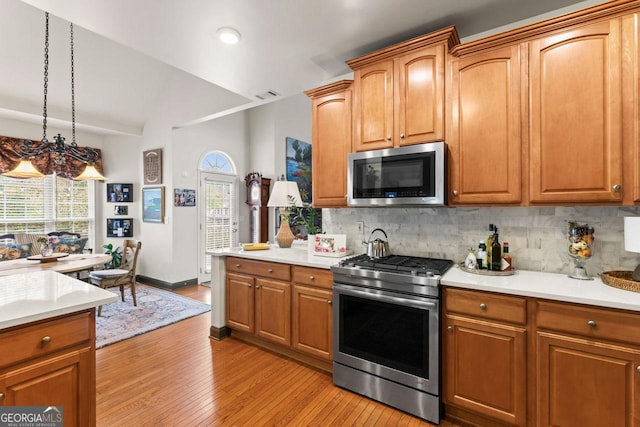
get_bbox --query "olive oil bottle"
[486,224,495,269]
[491,231,501,271]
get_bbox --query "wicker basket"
[600,271,640,293]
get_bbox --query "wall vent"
[255,90,279,100]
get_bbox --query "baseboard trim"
[209,326,231,341]
[136,275,198,290]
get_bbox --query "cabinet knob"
[327,300,332,305]
[386,136,392,141]
[41,336,51,345]
[235,263,241,268]
[255,285,261,290]
[400,133,405,139]
[637,365,640,373]
[309,275,315,281]
[479,303,487,311]
[447,326,453,333]
[0,392,3,400]
[246,283,252,288]
[613,184,621,191]
[268,268,273,273]
[452,190,458,197]
[587,320,597,328]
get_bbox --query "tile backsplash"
[323,206,640,276]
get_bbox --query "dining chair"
[88,239,142,316]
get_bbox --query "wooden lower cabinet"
[444,287,640,427]
[225,271,291,346]
[255,278,291,347]
[537,331,640,427]
[225,258,332,370]
[443,288,527,426]
[292,266,333,361]
[0,310,96,427]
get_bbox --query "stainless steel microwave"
[347,142,446,207]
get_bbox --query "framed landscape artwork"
[174,188,196,206]
[142,186,165,223]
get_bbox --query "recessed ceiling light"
[217,27,241,45]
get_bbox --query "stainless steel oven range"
[331,254,453,424]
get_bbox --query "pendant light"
[3,12,104,180]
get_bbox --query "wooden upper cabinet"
[352,60,394,151]
[349,27,459,152]
[395,45,446,146]
[529,19,623,203]
[447,45,523,205]
[305,81,353,207]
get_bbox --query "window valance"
[0,135,103,180]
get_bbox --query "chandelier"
[3,12,104,180]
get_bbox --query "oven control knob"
[410,270,418,275]
[426,271,434,277]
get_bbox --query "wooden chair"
[88,239,142,316]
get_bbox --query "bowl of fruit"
[567,221,595,280]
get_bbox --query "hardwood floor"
[96,284,460,427]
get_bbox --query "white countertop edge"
[0,298,117,330]
[208,246,346,269]
[441,264,640,312]
[0,271,118,330]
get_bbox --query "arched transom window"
[200,151,235,174]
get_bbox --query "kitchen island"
[0,271,117,427]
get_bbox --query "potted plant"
[102,243,123,269]
[289,205,322,252]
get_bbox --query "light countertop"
[209,241,347,269]
[0,271,118,329]
[209,245,640,313]
[442,264,640,312]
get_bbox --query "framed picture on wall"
[106,218,133,237]
[114,205,128,215]
[142,186,165,223]
[106,183,133,202]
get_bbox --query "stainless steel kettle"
[363,228,390,259]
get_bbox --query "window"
[0,175,94,243]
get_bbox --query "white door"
[197,152,239,284]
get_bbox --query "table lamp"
[624,217,640,281]
[267,180,303,248]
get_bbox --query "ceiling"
[2,0,607,136]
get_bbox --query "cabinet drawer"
[445,288,527,325]
[227,257,290,281]
[0,311,92,368]
[536,300,640,346]
[292,266,333,289]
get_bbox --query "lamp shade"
[624,217,640,253]
[3,160,45,179]
[267,181,303,208]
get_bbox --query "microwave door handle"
[335,285,437,310]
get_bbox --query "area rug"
[95,283,210,349]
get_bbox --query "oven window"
[338,294,430,378]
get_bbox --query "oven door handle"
[334,285,437,310]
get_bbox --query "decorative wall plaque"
[143,149,162,185]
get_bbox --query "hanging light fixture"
[3,12,104,180]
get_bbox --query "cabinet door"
[255,278,291,347]
[395,44,445,146]
[0,347,94,427]
[353,60,394,151]
[448,45,522,205]
[225,273,254,333]
[292,285,333,360]
[529,19,623,203]
[311,85,352,207]
[537,331,640,427]
[444,314,527,426]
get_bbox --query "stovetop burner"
[339,254,454,276]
